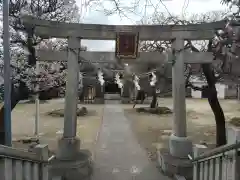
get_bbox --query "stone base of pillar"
[157,148,193,180]
[95,98,105,104]
[169,134,193,158]
[56,137,81,160]
[50,149,93,180]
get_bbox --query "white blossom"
[97,70,105,86]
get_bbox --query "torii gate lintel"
[36,50,213,64]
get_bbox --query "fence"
[191,142,240,180]
[82,86,95,104]
[0,144,55,180]
[83,96,95,104]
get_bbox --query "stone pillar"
[57,37,81,160]
[169,38,192,158]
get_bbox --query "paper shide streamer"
[97,70,105,86]
[133,75,140,90]
[150,72,157,87]
[115,73,123,89]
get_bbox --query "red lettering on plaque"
[115,32,139,59]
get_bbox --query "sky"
[76,0,228,51]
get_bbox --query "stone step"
[104,93,121,100]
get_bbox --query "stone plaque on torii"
[115,31,139,59]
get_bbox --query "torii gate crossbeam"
[36,50,213,64]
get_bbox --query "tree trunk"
[190,41,227,147]
[150,86,157,108]
[202,64,227,147]
[0,82,29,145]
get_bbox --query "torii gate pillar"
[169,38,193,158]
[158,38,193,178]
[57,37,81,159]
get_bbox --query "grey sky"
[77,0,227,51]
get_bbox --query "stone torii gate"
[21,15,225,177]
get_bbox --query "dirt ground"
[11,99,104,155]
[10,98,240,162]
[123,98,240,162]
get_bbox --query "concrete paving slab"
[92,100,171,180]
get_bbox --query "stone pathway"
[92,100,171,180]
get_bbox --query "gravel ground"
[11,98,104,154]
[8,98,240,162]
[123,98,240,162]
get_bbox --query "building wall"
[190,82,205,98]
[217,84,226,99]
[191,82,227,99]
[225,85,237,99]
